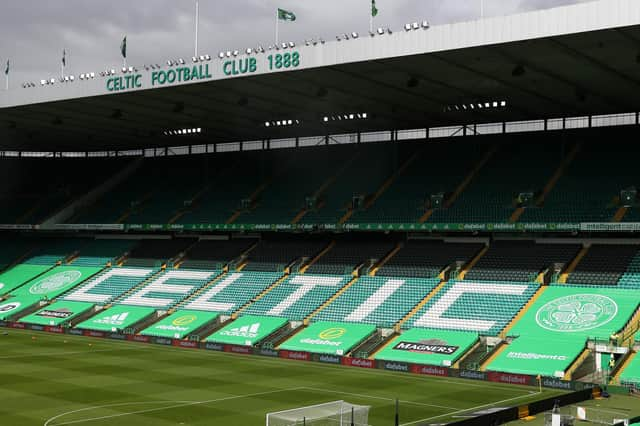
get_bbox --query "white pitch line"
[0,349,119,359]
[43,401,196,426]
[399,390,541,426]
[44,387,304,426]
[301,387,460,410]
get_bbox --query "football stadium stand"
[6,0,640,409]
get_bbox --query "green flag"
[371,0,379,17]
[277,8,296,21]
[4,59,8,75]
[120,36,127,59]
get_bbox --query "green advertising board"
[140,310,219,339]
[75,305,156,332]
[11,266,102,300]
[0,264,51,295]
[486,336,586,377]
[509,287,640,340]
[206,315,288,346]
[18,301,94,326]
[279,321,376,355]
[0,295,42,320]
[374,329,479,366]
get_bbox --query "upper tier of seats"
[0,128,625,227]
[466,241,580,282]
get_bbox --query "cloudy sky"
[1,0,590,84]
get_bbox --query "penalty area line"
[43,387,304,426]
[301,387,460,410]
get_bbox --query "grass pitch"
[0,329,566,426]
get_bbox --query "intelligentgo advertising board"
[106,52,301,93]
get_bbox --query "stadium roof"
[1,0,640,151]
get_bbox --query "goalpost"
[266,400,371,426]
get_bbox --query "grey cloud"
[0,0,590,84]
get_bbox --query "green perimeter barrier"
[508,287,640,341]
[75,305,156,332]
[18,301,95,326]
[11,266,103,300]
[486,336,586,378]
[140,310,219,339]
[374,328,478,366]
[0,264,52,295]
[0,294,42,320]
[279,321,376,355]
[206,315,288,346]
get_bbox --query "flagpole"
[195,0,199,57]
[275,10,279,46]
[370,12,373,33]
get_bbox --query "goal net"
[266,400,371,426]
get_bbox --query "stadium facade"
[1,1,640,423]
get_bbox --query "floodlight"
[369,31,375,37]
[232,50,239,56]
[246,48,253,55]
[377,27,385,35]
[320,38,325,44]
[287,119,293,125]
[412,22,419,30]
[288,41,295,48]
[265,122,270,127]
[404,24,412,31]
[362,113,368,118]
[323,117,329,122]
[493,101,498,107]
[80,74,85,79]
[110,69,116,75]
[226,51,232,57]
[349,114,355,119]
[218,52,225,59]
[343,33,349,40]
[167,60,173,66]
[199,55,206,61]
[40,79,46,86]
[178,58,185,64]
[197,128,201,133]
[387,28,393,34]
[204,54,211,60]
[69,75,74,81]
[122,67,128,73]
[352,32,358,39]
[485,102,490,108]
[305,40,311,46]
[192,56,199,63]
[500,100,507,107]
[281,43,287,49]
[422,20,430,29]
